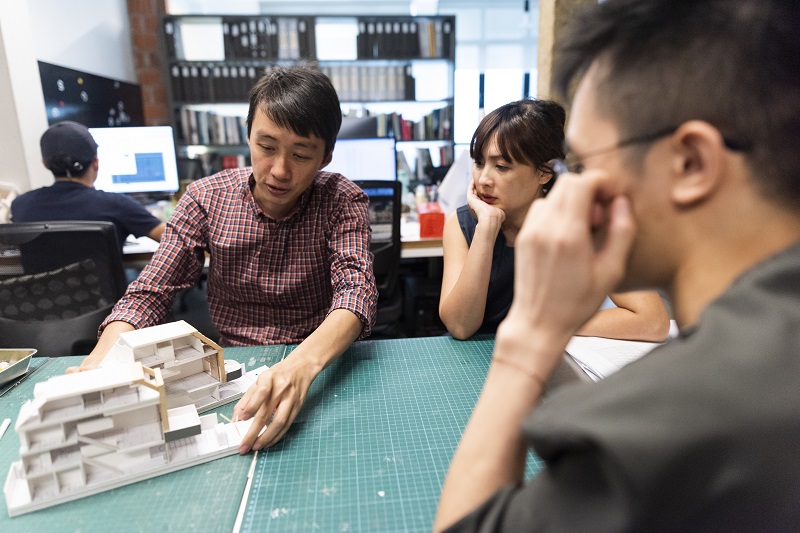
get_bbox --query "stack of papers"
[565,336,663,381]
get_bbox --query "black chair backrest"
[0,221,127,302]
[0,221,128,356]
[353,181,402,299]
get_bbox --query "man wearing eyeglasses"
[435,0,800,531]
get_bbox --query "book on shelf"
[186,152,251,177]
[170,62,266,103]
[416,147,433,181]
[356,17,456,59]
[178,109,247,146]
[165,16,316,62]
[163,20,180,59]
[320,64,415,103]
[364,106,452,141]
[356,17,455,59]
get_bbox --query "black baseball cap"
[40,121,98,176]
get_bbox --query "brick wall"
[127,0,168,126]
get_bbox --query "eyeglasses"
[551,125,751,178]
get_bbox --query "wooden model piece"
[4,362,254,517]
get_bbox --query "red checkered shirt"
[103,168,378,345]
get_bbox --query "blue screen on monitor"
[88,126,180,193]
[325,137,397,181]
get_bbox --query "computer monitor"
[325,137,397,181]
[88,126,180,194]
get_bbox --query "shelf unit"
[160,14,455,181]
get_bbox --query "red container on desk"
[417,202,445,238]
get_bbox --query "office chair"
[0,221,127,357]
[354,180,403,338]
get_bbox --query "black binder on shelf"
[178,65,190,102]
[408,21,420,58]
[375,21,385,58]
[256,18,270,58]
[169,64,182,101]
[218,65,231,102]
[228,20,240,59]
[252,19,263,59]
[404,65,416,101]
[222,21,234,60]
[357,21,368,59]
[189,65,201,102]
[237,65,251,99]
[298,17,316,60]
[442,19,453,60]
[229,66,240,101]
[198,65,211,102]
[388,21,401,58]
[238,20,250,59]
[163,20,178,59]
[366,21,377,59]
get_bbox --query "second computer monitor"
[88,126,180,194]
[325,137,397,181]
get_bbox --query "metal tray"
[0,349,37,387]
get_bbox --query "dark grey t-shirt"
[445,242,800,532]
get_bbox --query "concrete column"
[0,0,51,193]
[537,0,595,100]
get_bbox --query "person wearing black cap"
[11,120,165,248]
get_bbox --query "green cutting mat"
[238,336,543,532]
[0,345,286,532]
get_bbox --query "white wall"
[28,0,136,82]
[0,1,50,193]
[0,0,136,195]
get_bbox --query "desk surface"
[1,336,542,532]
[123,218,443,265]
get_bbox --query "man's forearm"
[434,326,563,532]
[67,321,135,373]
[290,308,364,372]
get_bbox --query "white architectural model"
[4,362,254,517]
[5,321,270,517]
[102,321,264,412]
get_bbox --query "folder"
[375,21,385,58]
[219,65,231,102]
[357,21,367,58]
[408,21,420,57]
[269,19,279,59]
[222,21,234,59]
[298,18,315,59]
[170,64,183,101]
[211,65,222,102]
[442,19,453,59]
[179,65,191,102]
[229,21,241,59]
[366,22,376,58]
[163,20,178,59]
[199,65,211,102]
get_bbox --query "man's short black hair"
[554,0,800,207]
[246,64,342,159]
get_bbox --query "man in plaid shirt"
[69,65,378,451]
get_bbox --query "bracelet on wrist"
[491,355,547,390]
